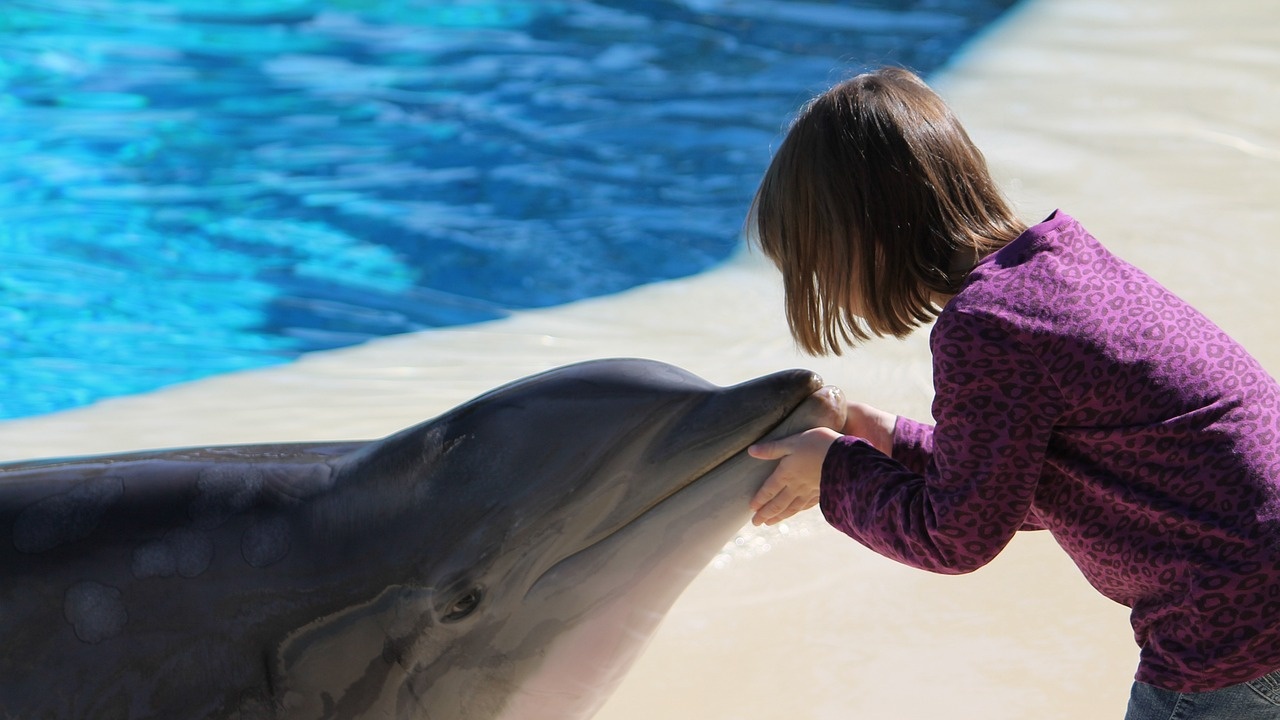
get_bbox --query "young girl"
[744,66,1280,719]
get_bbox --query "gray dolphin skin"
[0,358,830,720]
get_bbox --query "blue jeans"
[1126,670,1280,720]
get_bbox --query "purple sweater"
[820,211,1280,692]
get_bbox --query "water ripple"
[0,0,1018,418]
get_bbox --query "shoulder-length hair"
[748,66,1025,356]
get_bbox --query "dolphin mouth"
[525,445,751,598]
[624,438,763,531]
[620,369,826,530]
[622,371,829,534]
[527,375,830,596]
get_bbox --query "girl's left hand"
[747,426,842,526]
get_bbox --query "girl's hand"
[747,427,841,526]
[746,395,897,526]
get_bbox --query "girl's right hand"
[746,394,898,526]
[746,385,845,526]
[747,426,841,526]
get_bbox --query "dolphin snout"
[651,368,823,461]
[756,382,848,446]
[724,368,826,426]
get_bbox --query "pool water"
[0,0,1018,419]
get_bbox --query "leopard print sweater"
[820,211,1280,692]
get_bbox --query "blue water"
[0,0,1018,420]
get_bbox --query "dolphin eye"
[442,587,484,623]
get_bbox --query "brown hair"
[749,66,1025,355]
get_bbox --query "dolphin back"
[0,441,370,718]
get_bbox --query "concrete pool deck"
[2,0,1277,717]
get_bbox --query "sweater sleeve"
[892,416,1047,532]
[819,310,1063,573]
[891,415,934,476]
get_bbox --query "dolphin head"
[282,359,833,719]
[0,358,836,720]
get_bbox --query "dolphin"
[0,358,836,720]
